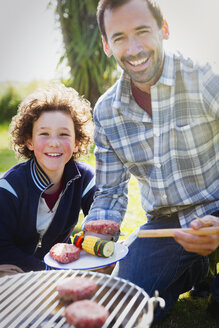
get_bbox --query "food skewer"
[72,232,115,257]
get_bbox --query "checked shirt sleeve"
[84,101,131,226]
[200,63,219,118]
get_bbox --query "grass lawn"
[0,122,23,172]
[0,122,218,327]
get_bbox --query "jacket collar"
[30,157,81,192]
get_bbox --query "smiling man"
[101,0,168,92]
[83,0,219,322]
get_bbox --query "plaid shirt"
[87,52,219,228]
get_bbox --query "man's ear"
[26,139,34,151]
[162,19,169,40]
[102,36,112,57]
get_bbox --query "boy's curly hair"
[9,84,94,160]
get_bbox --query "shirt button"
[156,163,161,168]
[162,194,167,200]
[155,132,160,137]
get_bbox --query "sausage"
[49,243,80,264]
[57,277,97,301]
[65,299,109,328]
[85,220,120,235]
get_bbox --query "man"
[84,0,219,322]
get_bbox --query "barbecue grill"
[0,270,165,328]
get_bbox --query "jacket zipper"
[33,179,76,254]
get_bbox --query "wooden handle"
[138,227,219,238]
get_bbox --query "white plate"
[44,243,129,270]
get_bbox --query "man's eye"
[114,36,124,43]
[138,29,149,35]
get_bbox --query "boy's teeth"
[48,153,60,157]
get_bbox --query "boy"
[0,84,96,272]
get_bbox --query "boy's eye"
[39,132,49,136]
[60,133,70,136]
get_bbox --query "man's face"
[103,0,168,91]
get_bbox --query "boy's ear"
[26,139,34,151]
[102,36,112,57]
[162,19,169,40]
[73,144,78,153]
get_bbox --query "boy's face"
[26,111,78,180]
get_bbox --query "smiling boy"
[0,84,96,272]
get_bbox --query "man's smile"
[127,56,149,67]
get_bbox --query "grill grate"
[0,270,162,328]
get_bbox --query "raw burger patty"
[57,277,97,301]
[49,243,80,264]
[85,219,120,235]
[65,299,109,328]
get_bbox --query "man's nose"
[126,36,143,57]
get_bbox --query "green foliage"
[56,0,118,106]
[0,81,54,122]
[0,122,21,171]
[0,86,21,122]
[154,294,218,328]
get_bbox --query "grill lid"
[0,270,164,328]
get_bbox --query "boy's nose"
[49,137,60,147]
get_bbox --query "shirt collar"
[113,71,130,109]
[114,51,176,105]
[157,51,176,87]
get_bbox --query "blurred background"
[0,0,219,121]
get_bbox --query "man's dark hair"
[97,0,164,40]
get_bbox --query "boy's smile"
[26,111,78,183]
[45,152,63,159]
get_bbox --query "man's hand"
[174,215,219,256]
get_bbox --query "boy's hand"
[174,215,219,256]
[0,264,24,277]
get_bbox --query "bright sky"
[0,0,218,83]
[0,0,65,82]
[160,0,219,72]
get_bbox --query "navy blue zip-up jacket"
[0,158,96,271]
